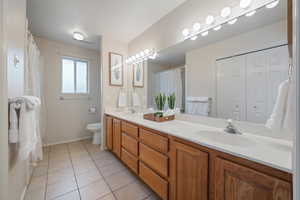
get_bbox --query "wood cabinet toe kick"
[105,115,292,200]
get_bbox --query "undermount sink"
[196,130,255,147]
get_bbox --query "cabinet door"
[215,158,292,200]
[113,119,121,157]
[171,141,208,200]
[106,116,113,150]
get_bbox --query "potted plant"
[154,93,166,117]
[165,93,176,116]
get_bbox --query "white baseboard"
[43,136,92,147]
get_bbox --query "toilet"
[86,123,102,144]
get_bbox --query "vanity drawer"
[139,143,168,177]
[122,122,139,138]
[140,128,168,154]
[121,148,138,174]
[139,162,168,200]
[122,133,138,156]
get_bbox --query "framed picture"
[133,62,144,87]
[109,52,123,86]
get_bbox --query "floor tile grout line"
[44,147,50,200]
[82,140,156,200]
[67,142,82,200]
[81,140,120,200]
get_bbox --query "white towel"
[186,96,210,116]
[19,102,37,160]
[132,92,141,107]
[10,96,42,161]
[186,96,210,102]
[283,79,296,133]
[265,80,289,131]
[118,92,127,108]
[9,103,21,143]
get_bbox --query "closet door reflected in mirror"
[217,45,289,124]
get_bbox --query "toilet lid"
[87,123,101,131]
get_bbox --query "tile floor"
[24,139,161,200]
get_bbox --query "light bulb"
[221,7,232,18]
[240,0,252,9]
[140,51,145,56]
[245,10,256,17]
[73,32,84,41]
[266,0,279,8]
[190,36,198,40]
[228,18,238,25]
[144,49,150,54]
[201,31,209,36]
[136,54,140,58]
[132,56,136,60]
[182,29,190,37]
[193,23,201,31]
[213,25,222,31]
[206,15,215,25]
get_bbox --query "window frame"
[61,56,90,95]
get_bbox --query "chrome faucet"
[224,119,242,135]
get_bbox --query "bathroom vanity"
[105,112,292,200]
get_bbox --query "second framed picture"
[133,62,144,87]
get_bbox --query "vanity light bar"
[125,49,158,65]
[182,0,280,41]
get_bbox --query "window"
[62,57,88,94]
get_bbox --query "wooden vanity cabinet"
[170,140,209,200]
[112,118,121,158]
[214,158,292,200]
[105,115,292,200]
[105,116,113,150]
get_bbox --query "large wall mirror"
[147,0,289,124]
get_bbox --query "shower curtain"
[154,68,183,110]
[25,32,44,162]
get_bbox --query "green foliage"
[167,93,176,110]
[155,93,166,111]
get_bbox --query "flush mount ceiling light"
[266,0,279,8]
[193,23,201,31]
[221,7,232,18]
[73,32,84,41]
[240,0,252,9]
[245,10,256,17]
[206,15,215,25]
[182,28,190,37]
[190,35,198,40]
[228,18,238,25]
[213,25,222,31]
[201,31,209,36]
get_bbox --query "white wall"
[0,0,9,199]
[35,37,101,145]
[129,0,236,54]
[186,20,287,117]
[100,37,129,149]
[3,0,30,200]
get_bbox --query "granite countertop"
[105,110,293,173]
